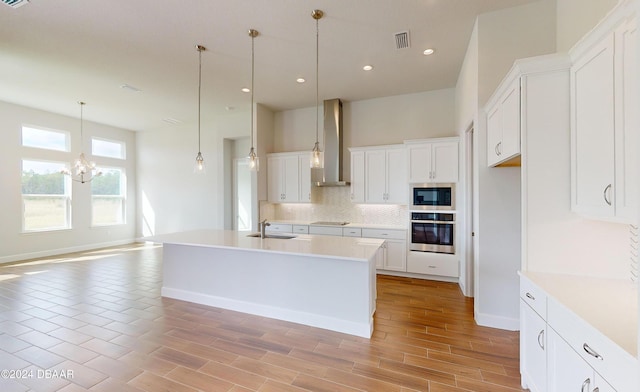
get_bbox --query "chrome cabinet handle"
[603,184,612,206]
[581,378,591,392]
[583,343,603,360]
[593,388,599,392]
[495,143,499,156]
[537,329,544,350]
[525,292,535,300]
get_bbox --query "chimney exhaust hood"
[313,99,350,187]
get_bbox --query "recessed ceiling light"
[120,83,142,92]
[241,87,250,93]
[423,48,435,55]
[363,65,373,71]
[225,106,235,111]
[163,117,182,125]
[296,78,306,83]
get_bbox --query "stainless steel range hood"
[314,98,350,186]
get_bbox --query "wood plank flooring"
[0,243,525,391]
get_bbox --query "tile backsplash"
[260,186,408,226]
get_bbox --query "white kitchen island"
[149,229,383,338]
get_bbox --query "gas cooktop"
[310,221,350,226]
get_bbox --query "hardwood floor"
[0,243,525,391]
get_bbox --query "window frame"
[21,124,70,152]
[21,159,72,233]
[91,137,126,160]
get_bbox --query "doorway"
[233,158,252,231]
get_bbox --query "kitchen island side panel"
[161,243,376,338]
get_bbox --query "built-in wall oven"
[410,183,455,210]
[410,212,455,254]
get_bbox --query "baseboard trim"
[474,309,519,331]
[0,238,138,265]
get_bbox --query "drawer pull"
[525,292,535,300]
[593,388,599,392]
[537,329,544,350]
[583,343,603,360]
[581,378,590,392]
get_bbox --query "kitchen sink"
[246,233,297,239]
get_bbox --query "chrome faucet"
[259,219,271,238]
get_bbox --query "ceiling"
[0,0,540,132]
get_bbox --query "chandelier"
[247,29,260,171]
[62,101,102,183]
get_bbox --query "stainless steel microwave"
[410,183,455,210]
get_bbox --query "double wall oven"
[409,183,455,255]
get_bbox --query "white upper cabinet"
[350,150,365,203]
[350,145,407,205]
[486,77,521,167]
[406,138,459,183]
[267,152,311,203]
[570,10,637,223]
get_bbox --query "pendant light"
[310,9,324,169]
[61,101,102,183]
[247,29,259,171]
[194,44,206,174]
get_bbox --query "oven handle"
[411,220,455,224]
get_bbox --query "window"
[21,126,69,152]
[22,160,71,231]
[92,138,125,159]
[91,168,125,226]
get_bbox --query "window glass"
[91,168,125,226]
[21,126,69,152]
[92,138,125,159]
[22,160,70,231]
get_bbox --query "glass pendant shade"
[310,142,323,169]
[247,147,259,171]
[194,151,205,173]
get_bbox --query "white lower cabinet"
[520,299,547,392]
[362,228,407,272]
[519,274,638,392]
[548,329,615,392]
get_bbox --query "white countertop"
[148,229,384,262]
[268,220,407,231]
[522,271,638,357]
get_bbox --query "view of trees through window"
[21,160,70,231]
[92,168,125,226]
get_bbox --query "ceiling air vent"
[394,30,410,50]
[2,0,29,8]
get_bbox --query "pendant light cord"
[197,47,202,153]
[315,15,319,145]
[251,32,255,149]
[79,101,84,146]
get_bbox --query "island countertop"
[148,229,384,262]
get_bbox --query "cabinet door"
[431,142,459,183]
[350,151,365,203]
[298,155,311,202]
[281,155,300,202]
[408,144,432,183]
[383,240,407,271]
[267,156,283,202]
[365,149,387,203]
[614,18,637,220]
[385,148,407,204]
[500,80,521,161]
[520,301,547,392]
[487,105,502,167]
[548,329,593,392]
[571,33,615,218]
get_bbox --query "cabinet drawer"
[406,254,458,277]
[309,226,343,236]
[548,297,638,390]
[266,224,293,233]
[361,228,406,240]
[292,225,309,234]
[520,275,547,319]
[342,227,362,237]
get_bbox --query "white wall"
[0,100,136,263]
[556,0,619,52]
[455,0,557,329]
[136,110,250,237]
[273,89,456,180]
